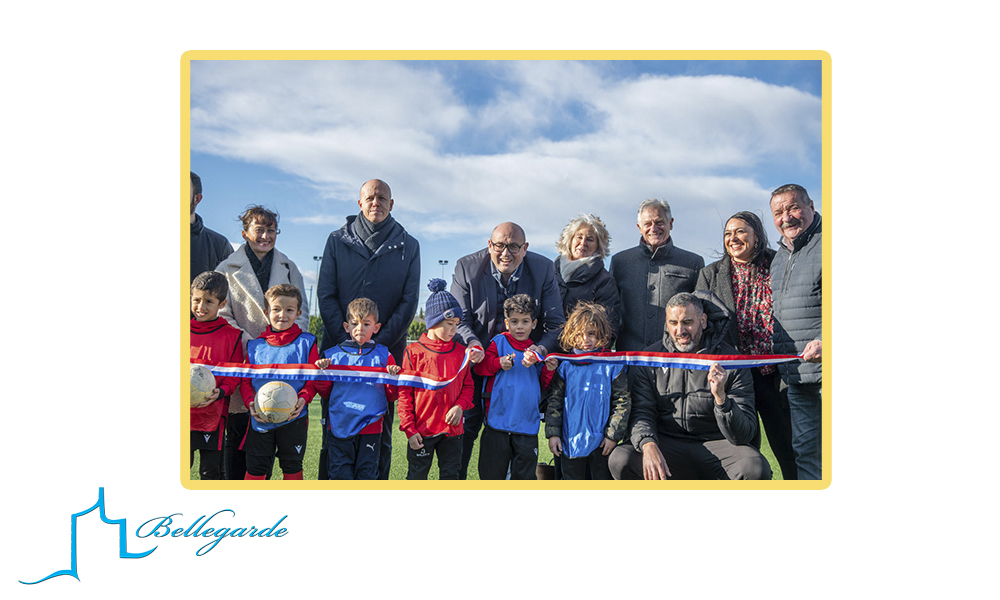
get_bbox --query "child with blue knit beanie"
[396,279,475,479]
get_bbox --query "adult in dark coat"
[608,291,771,480]
[190,171,233,282]
[696,210,796,479]
[609,199,704,351]
[553,214,621,350]
[317,179,420,480]
[451,222,565,479]
[769,184,822,480]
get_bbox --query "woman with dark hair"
[215,205,310,480]
[553,213,621,351]
[696,211,797,479]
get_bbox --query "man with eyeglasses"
[610,199,704,352]
[451,222,565,480]
[317,178,421,480]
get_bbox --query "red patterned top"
[730,260,775,375]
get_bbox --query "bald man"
[317,179,421,480]
[450,222,565,479]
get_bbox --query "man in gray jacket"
[770,184,823,480]
[608,292,770,480]
[610,199,704,351]
[317,179,421,479]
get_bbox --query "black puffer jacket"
[628,290,758,448]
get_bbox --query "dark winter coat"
[191,213,233,282]
[771,214,822,385]
[317,215,420,362]
[628,290,758,449]
[609,237,704,351]
[554,255,621,348]
[694,248,777,347]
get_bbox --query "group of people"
[189,172,823,481]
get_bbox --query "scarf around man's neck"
[353,212,396,255]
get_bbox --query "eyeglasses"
[489,241,523,254]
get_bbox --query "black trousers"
[754,369,798,480]
[320,400,395,480]
[561,446,612,480]
[609,436,772,480]
[459,372,485,479]
[477,424,538,480]
[327,432,381,480]
[225,411,275,479]
[407,434,463,480]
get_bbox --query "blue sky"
[190,59,822,316]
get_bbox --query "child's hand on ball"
[287,397,306,420]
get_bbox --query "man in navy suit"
[450,222,565,479]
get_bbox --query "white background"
[6,1,994,598]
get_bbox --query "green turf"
[191,400,785,481]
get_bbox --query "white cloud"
[193,60,820,265]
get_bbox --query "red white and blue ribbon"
[195,348,473,391]
[523,350,801,372]
[195,348,800,389]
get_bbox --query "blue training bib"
[246,332,315,432]
[484,334,543,435]
[323,344,390,438]
[559,361,624,458]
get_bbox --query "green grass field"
[190,401,786,481]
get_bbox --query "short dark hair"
[558,301,613,351]
[191,171,202,196]
[239,205,279,231]
[770,183,811,205]
[347,297,379,323]
[665,292,703,315]
[504,294,536,319]
[725,211,770,265]
[191,270,228,301]
[264,283,302,311]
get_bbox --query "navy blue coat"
[317,216,420,362]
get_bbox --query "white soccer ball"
[190,364,216,407]
[255,381,298,423]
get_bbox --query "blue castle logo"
[20,487,156,584]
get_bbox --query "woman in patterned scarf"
[695,211,797,480]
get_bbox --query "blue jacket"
[317,215,420,362]
[323,342,391,438]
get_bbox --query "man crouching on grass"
[609,292,771,480]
